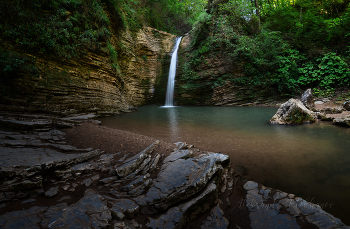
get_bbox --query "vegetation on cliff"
[176,0,350,105]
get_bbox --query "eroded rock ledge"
[0,116,348,228]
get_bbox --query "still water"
[99,105,350,224]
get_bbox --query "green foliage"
[0,49,38,78]
[298,53,350,89]
[147,0,208,35]
[0,0,111,59]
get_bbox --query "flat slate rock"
[200,205,229,229]
[145,152,229,211]
[243,181,349,229]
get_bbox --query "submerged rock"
[270,98,316,125]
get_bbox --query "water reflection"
[167,107,179,141]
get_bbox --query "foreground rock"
[243,181,349,229]
[270,98,316,125]
[0,128,348,228]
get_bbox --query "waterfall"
[164,37,182,107]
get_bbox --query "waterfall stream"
[164,37,182,107]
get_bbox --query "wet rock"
[111,207,125,220]
[342,101,350,111]
[45,186,59,197]
[270,98,316,125]
[21,198,36,204]
[279,198,300,216]
[333,116,350,127]
[132,195,158,215]
[110,199,140,219]
[120,174,150,192]
[41,189,111,228]
[273,191,288,201]
[100,176,119,184]
[128,178,152,196]
[0,206,47,228]
[200,205,229,229]
[249,207,300,229]
[58,196,71,202]
[62,184,70,190]
[301,88,314,110]
[243,181,258,191]
[162,150,193,164]
[82,178,93,187]
[115,141,158,177]
[147,207,183,229]
[145,152,229,211]
[306,211,348,228]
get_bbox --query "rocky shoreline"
[0,111,349,228]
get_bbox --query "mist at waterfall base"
[163,37,182,107]
[99,105,350,224]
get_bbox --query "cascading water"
[164,37,182,107]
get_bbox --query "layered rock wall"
[0,27,175,114]
[175,33,276,106]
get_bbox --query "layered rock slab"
[145,150,229,211]
[243,181,349,229]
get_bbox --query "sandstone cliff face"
[0,27,175,115]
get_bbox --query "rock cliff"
[175,31,277,107]
[0,27,175,115]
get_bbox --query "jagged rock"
[115,141,158,177]
[270,98,316,125]
[128,178,152,196]
[100,176,119,184]
[243,181,349,229]
[145,152,229,211]
[333,116,350,127]
[147,207,183,229]
[301,88,314,110]
[243,181,258,191]
[41,189,112,228]
[200,205,229,229]
[45,186,59,197]
[342,101,350,111]
[22,199,36,204]
[147,179,219,229]
[0,206,47,228]
[120,174,150,192]
[82,178,93,187]
[110,199,140,219]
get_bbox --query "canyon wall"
[0,27,175,115]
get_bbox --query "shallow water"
[99,105,350,224]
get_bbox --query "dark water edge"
[99,105,350,225]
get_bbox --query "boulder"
[333,116,350,127]
[342,101,350,111]
[301,88,314,110]
[270,98,316,125]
